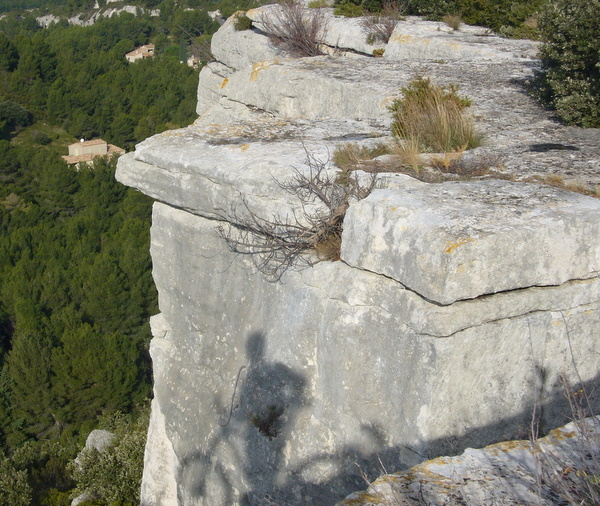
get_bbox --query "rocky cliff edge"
[116,6,600,505]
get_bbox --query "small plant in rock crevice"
[389,76,481,153]
[234,12,254,31]
[217,150,376,280]
[362,0,405,43]
[248,405,285,440]
[443,13,462,30]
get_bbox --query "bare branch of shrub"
[259,1,329,57]
[179,27,214,64]
[362,1,406,44]
[217,151,375,281]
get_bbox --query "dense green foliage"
[536,0,600,127]
[68,409,148,504]
[334,0,547,36]
[0,143,156,501]
[0,101,33,139]
[0,3,224,501]
[0,12,211,150]
[0,144,157,427]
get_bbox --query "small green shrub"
[535,0,600,127]
[31,130,52,145]
[405,0,546,35]
[372,48,384,57]
[389,76,480,153]
[0,456,32,506]
[233,13,253,31]
[334,0,364,17]
[308,0,329,7]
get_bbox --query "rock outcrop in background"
[116,6,600,504]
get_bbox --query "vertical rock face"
[116,7,600,504]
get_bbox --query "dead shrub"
[259,1,329,57]
[533,375,600,505]
[389,76,482,153]
[217,150,375,280]
[362,1,405,44]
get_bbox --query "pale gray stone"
[196,62,235,118]
[71,491,96,506]
[132,202,600,504]
[139,316,179,506]
[384,16,540,61]
[115,6,600,504]
[85,429,115,452]
[210,12,281,72]
[341,181,600,304]
[340,416,600,505]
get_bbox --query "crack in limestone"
[302,261,600,338]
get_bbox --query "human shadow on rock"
[179,341,600,504]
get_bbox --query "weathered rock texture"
[340,416,600,505]
[116,6,600,505]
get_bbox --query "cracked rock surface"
[116,7,600,505]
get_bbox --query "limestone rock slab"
[210,13,281,72]
[200,56,395,122]
[340,416,600,505]
[140,203,600,504]
[341,181,600,304]
[384,17,540,61]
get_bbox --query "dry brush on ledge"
[217,151,375,281]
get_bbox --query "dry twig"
[217,151,375,280]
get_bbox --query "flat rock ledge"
[342,181,600,304]
[340,416,600,505]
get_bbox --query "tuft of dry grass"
[443,13,462,31]
[389,76,481,154]
[429,150,506,177]
[524,174,600,198]
[314,232,342,261]
[332,142,390,171]
[391,138,423,172]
